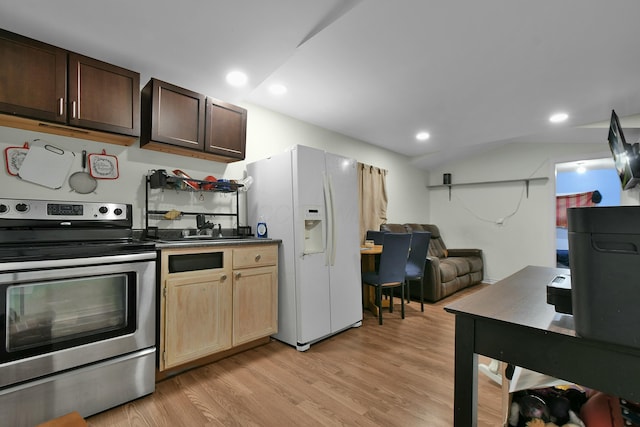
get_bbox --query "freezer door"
[247,152,298,346]
[325,152,363,331]
[293,146,332,344]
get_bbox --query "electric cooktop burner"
[0,239,156,264]
[0,197,155,264]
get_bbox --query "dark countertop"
[133,228,280,249]
[150,237,280,249]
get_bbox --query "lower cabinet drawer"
[232,245,277,269]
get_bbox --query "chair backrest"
[380,223,410,233]
[408,224,446,258]
[378,233,412,284]
[406,231,431,277]
[365,230,386,245]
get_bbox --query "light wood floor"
[87,285,504,426]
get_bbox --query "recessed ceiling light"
[576,162,586,174]
[226,70,248,87]
[416,131,430,141]
[269,83,287,95]
[549,112,569,123]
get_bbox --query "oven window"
[5,273,135,355]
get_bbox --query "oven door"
[0,252,156,388]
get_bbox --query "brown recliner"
[379,223,483,302]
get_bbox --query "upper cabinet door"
[142,78,206,150]
[205,98,247,161]
[0,30,67,123]
[68,53,140,136]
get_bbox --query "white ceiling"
[2,0,640,170]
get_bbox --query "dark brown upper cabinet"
[67,53,140,137]
[141,78,206,151]
[205,97,247,161]
[0,29,140,146]
[0,30,67,123]
[141,78,247,163]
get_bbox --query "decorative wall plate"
[4,142,29,176]
[88,149,119,179]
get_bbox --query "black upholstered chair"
[361,233,411,325]
[404,231,431,312]
[365,230,386,245]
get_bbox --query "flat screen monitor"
[608,109,640,190]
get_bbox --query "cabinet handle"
[220,274,227,281]
[255,254,261,262]
[58,98,64,116]
[71,101,77,118]
[235,272,241,279]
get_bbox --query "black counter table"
[444,265,640,426]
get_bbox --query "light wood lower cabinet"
[232,245,278,346]
[164,271,232,369]
[159,244,277,372]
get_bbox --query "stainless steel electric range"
[0,197,157,426]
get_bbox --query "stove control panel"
[0,198,130,221]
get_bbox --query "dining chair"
[362,232,411,325]
[404,231,431,312]
[365,230,386,245]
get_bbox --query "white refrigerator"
[247,145,362,351]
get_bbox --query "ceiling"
[2,0,640,170]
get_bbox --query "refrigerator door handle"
[327,173,337,266]
[323,172,335,266]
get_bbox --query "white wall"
[232,103,431,225]
[427,142,640,283]
[0,103,429,230]
[6,105,640,283]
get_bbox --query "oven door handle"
[0,251,157,272]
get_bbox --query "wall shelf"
[427,177,548,200]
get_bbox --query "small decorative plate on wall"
[4,142,29,176]
[88,149,119,179]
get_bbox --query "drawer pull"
[255,254,261,262]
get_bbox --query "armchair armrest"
[447,248,482,258]
[423,255,442,302]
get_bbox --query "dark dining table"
[444,265,640,426]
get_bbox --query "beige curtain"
[358,162,388,243]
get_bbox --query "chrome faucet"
[196,214,214,235]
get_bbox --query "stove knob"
[0,204,7,213]
[15,203,28,212]
[99,206,109,214]
[114,208,123,216]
